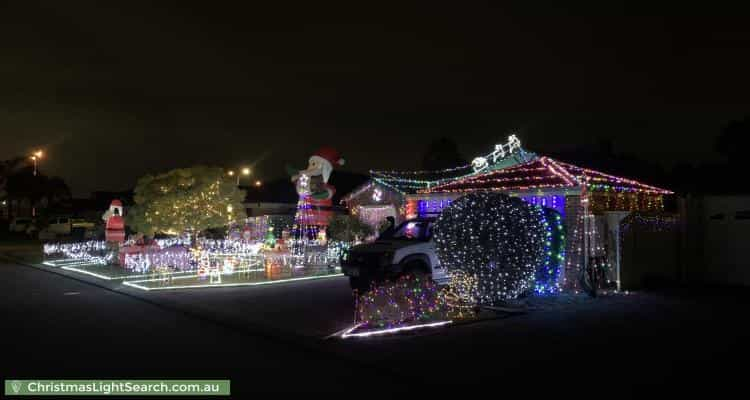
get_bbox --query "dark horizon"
[2,3,749,196]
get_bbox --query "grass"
[123,265,342,290]
[57,263,199,280]
[0,242,43,264]
[2,238,343,290]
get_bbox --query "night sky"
[2,2,748,196]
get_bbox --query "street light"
[254,180,262,187]
[30,150,44,218]
[228,167,251,185]
[30,150,43,176]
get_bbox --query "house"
[343,136,674,290]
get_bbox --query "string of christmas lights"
[43,240,115,265]
[123,247,193,273]
[370,163,473,176]
[554,160,673,195]
[420,157,672,199]
[535,207,566,294]
[355,276,449,329]
[368,135,531,194]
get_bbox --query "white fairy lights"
[435,192,547,303]
[340,321,453,339]
[471,134,522,173]
[43,240,114,266]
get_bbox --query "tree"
[126,166,247,239]
[1,157,27,201]
[327,214,374,242]
[716,117,750,165]
[421,137,467,171]
[2,159,71,220]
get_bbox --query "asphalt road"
[0,260,404,393]
[2,257,749,395]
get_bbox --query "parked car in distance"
[8,217,35,233]
[46,217,73,235]
[39,217,97,239]
[340,217,448,291]
[71,218,95,230]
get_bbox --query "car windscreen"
[379,221,432,241]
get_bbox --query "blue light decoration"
[417,198,453,217]
[520,195,566,217]
[415,193,566,296]
[416,195,565,219]
[534,206,566,295]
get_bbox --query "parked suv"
[38,217,97,240]
[341,218,447,291]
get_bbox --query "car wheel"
[403,262,432,283]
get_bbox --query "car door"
[426,238,448,283]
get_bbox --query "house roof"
[418,157,673,195]
[369,148,538,195]
[345,138,671,201]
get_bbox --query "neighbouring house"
[680,195,750,287]
[340,180,409,229]
[242,179,299,218]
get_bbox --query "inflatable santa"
[102,199,126,243]
[288,147,345,226]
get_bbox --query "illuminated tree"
[127,166,247,239]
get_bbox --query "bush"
[356,276,448,328]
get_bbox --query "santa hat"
[309,147,345,183]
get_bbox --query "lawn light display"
[42,240,115,267]
[338,276,453,338]
[355,276,449,329]
[288,147,345,261]
[39,151,351,290]
[434,193,548,303]
[102,199,126,243]
[43,218,344,289]
[42,195,344,288]
[123,245,192,273]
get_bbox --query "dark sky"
[2,2,749,196]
